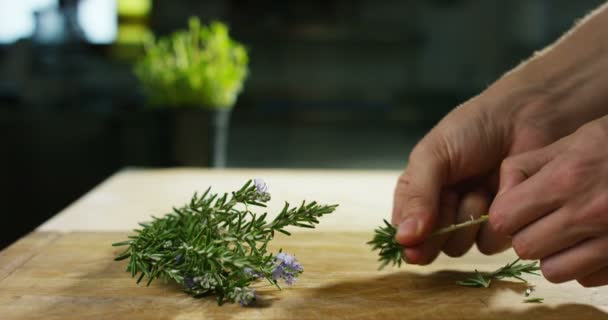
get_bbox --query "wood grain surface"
[1,231,607,320]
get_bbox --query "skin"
[492,115,608,287]
[392,3,608,286]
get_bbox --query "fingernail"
[398,217,420,239]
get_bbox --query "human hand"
[393,1,608,266]
[490,115,608,287]
[391,69,608,265]
[392,89,557,264]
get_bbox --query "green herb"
[134,17,248,109]
[457,269,492,288]
[113,179,338,305]
[368,215,489,270]
[457,259,540,288]
[367,219,403,269]
[491,259,541,282]
[523,297,544,303]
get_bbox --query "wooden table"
[1,168,607,319]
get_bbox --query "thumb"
[394,145,447,247]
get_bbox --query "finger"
[496,146,557,196]
[540,236,608,284]
[392,171,416,225]
[394,146,447,247]
[490,149,562,235]
[404,190,458,265]
[474,171,512,255]
[511,207,592,260]
[577,267,608,287]
[476,221,511,255]
[443,189,489,257]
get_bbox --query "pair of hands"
[392,88,608,287]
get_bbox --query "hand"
[392,88,564,264]
[490,115,608,287]
[392,1,608,265]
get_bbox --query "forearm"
[486,3,608,142]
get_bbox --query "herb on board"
[113,179,338,305]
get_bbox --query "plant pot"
[173,108,231,168]
[120,108,231,168]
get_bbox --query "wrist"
[479,46,608,150]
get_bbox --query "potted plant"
[132,17,248,167]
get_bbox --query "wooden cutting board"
[1,231,607,320]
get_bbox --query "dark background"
[0,0,604,249]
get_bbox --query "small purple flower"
[271,252,303,285]
[175,253,183,264]
[283,274,296,285]
[271,266,284,280]
[275,252,294,265]
[291,261,304,272]
[253,178,268,194]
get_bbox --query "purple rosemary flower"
[275,252,303,271]
[275,252,295,265]
[271,252,303,285]
[253,178,268,194]
[252,178,271,202]
[284,274,297,285]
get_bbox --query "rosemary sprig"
[523,297,544,303]
[456,259,540,288]
[113,179,338,306]
[367,219,403,269]
[368,215,490,270]
[457,270,492,288]
[490,259,541,281]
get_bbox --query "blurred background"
[0,0,604,249]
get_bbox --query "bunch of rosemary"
[113,179,338,306]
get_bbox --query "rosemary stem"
[430,214,489,237]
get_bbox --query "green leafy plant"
[113,179,338,305]
[134,17,248,109]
